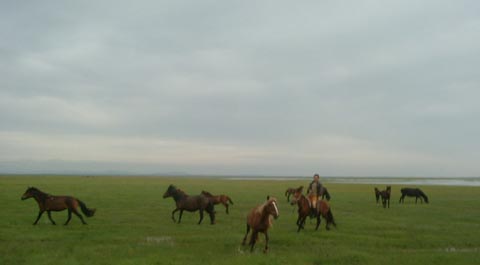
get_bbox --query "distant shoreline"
[2,174,480,186]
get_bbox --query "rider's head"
[313,173,320,181]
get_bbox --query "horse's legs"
[399,194,404,203]
[224,203,229,214]
[72,208,87,224]
[198,209,204,224]
[47,211,56,225]
[178,210,184,224]
[263,232,269,253]
[296,215,302,232]
[242,224,250,245]
[171,208,179,222]
[315,214,321,230]
[64,209,72,225]
[33,210,44,225]
[249,231,258,252]
[415,196,418,204]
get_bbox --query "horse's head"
[265,196,279,219]
[21,187,37,200]
[290,188,303,205]
[162,185,176,198]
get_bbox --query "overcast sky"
[1,1,479,176]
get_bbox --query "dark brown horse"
[291,189,335,232]
[201,190,234,214]
[399,188,429,204]
[242,196,279,253]
[163,185,215,224]
[374,187,381,204]
[285,186,303,202]
[379,186,391,208]
[21,187,96,225]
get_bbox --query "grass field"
[1,175,479,265]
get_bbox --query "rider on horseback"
[307,173,322,217]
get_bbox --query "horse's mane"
[255,197,278,215]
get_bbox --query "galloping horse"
[21,187,96,225]
[285,186,303,202]
[379,186,391,208]
[201,190,234,214]
[242,196,279,253]
[291,189,335,232]
[399,188,429,204]
[163,185,215,224]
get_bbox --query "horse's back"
[181,195,210,211]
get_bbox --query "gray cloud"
[1,1,479,176]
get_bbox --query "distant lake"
[223,176,480,187]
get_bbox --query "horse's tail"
[227,196,234,205]
[77,199,96,217]
[285,189,289,197]
[327,208,336,227]
[418,190,429,203]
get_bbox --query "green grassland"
[1,176,479,265]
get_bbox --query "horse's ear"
[267,195,270,200]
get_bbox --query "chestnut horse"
[242,196,279,253]
[163,185,215,224]
[21,187,96,225]
[291,189,335,232]
[201,190,234,214]
[285,186,303,202]
[379,186,391,208]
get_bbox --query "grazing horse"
[163,185,215,224]
[374,187,381,204]
[201,191,234,214]
[242,196,279,253]
[379,186,391,208]
[21,187,96,225]
[399,188,429,204]
[290,189,335,232]
[285,186,303,202]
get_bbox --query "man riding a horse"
[307,173,323,216]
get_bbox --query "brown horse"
[374,187,381,204]
[285,186,303,202]
[21,187,96,225]
[291,189,335,232]
[379,186,391,208]
[163,185,215,224]
[201,190,234,214]
[242,196,279,253]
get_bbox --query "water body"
[223,176,480,187]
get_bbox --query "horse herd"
[20,183,429,253]
[374,186,429,208]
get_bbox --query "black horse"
[399,188,429,204]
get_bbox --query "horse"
[399,188,429,204]
[374,187,381,204]
[379,186,391,208]
[319,186,331,201]
[285,186,303,202]
[21,187,96,225]
[163,185,215,224]
[290,189,335,232]
[200,191,234,214]
[242,196,279,253]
